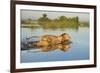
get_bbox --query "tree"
[76,16,79,22]
[43,14,47,18]
[59,16,67,21]
[38,14,51,21]
[25,18,33,24]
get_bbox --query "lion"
[33,33,71,47]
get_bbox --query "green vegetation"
[38,14,79,29]
[21,13,89,30]
[21,19,36,24]
[79,22,89,27]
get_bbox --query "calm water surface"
[21,26,89,63]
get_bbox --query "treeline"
[80,22,89,27]
[21,19,35,24]
[21,14,89,29]
[38,14,79,29]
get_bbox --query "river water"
[21,26,89,63]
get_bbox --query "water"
[21,26,90,63]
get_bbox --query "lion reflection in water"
[40,44,71,52]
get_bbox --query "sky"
[21,9,90,22]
